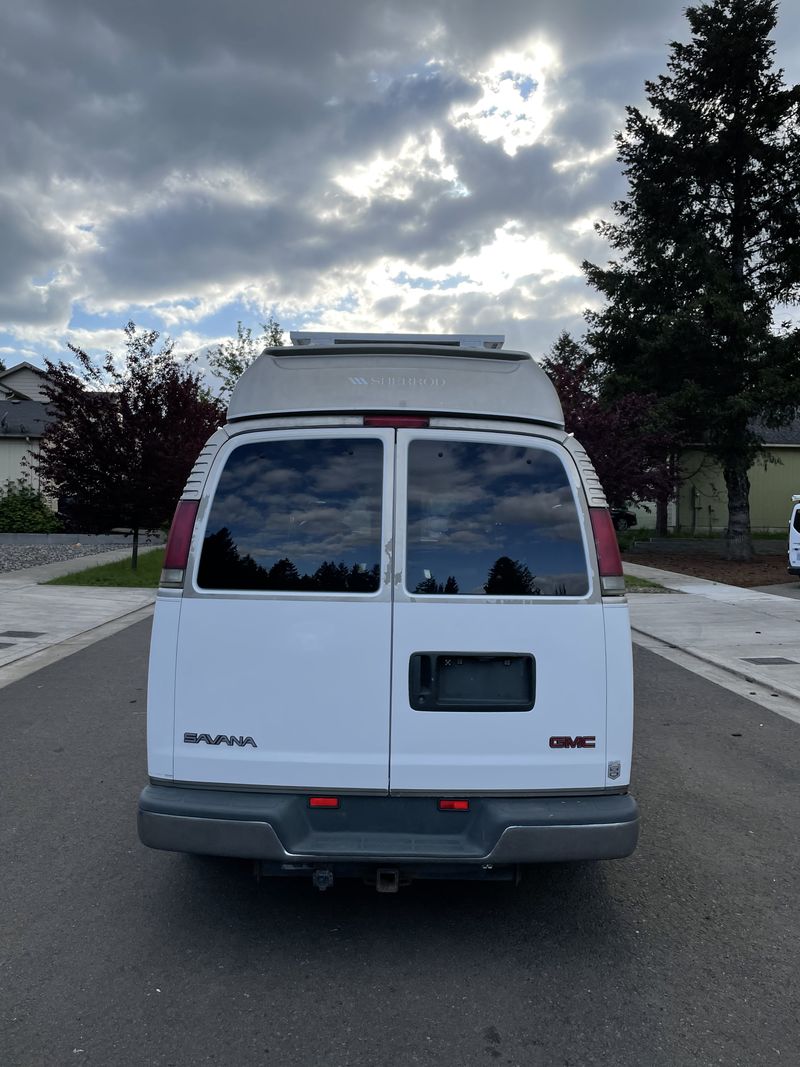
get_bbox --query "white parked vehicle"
[789,494,800,578]
[138,333,639,890]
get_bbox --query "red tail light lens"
[161,499,199,586]
[363,416,430,428]
[438,799,470,812]
[309,796,340,809]
[589,507,625,595]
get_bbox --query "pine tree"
[583,0,800,558]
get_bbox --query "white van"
[789,494,800,577]
[138,333,639,890]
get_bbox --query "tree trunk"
[723,464,754,560]
[131,526,139,570]
[656,498,669,537]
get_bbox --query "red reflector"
[163,499,200,569]
[309,796,340,809]
[363,416,430,428]
[438,799,469,812]
[589,507,623,577]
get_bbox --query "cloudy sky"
[2,0,799,375]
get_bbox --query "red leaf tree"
[541,332,678,511]
[33,323,225,566]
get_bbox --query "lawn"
[624,573,669,592]
[47,547,165,587]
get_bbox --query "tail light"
[309,796,340,809]
[438,799,470,812]
[160,499,200,587]
[589,507,625,595]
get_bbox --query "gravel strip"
[0,543,135,574]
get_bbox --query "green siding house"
[674,420,800,532]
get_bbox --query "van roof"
[226,340,565,428]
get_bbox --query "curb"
[0,602,155,690]
[631,624,800,707]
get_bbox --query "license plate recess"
[408,653,535,712]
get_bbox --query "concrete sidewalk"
[626,561,800,724]
[0,551,156,688]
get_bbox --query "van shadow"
[153,854,632,974]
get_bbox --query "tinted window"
[406,440,588,597]
[198,438,383,592]
[794,508,800,534]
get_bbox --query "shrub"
[0,479,62,533]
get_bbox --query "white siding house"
[0,364,52,490]
[0,362,49,402]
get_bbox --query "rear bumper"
[788,565,800,576]
[138,785,640,865]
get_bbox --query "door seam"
[387,429,398,794]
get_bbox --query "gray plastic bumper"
[138,785,639,864]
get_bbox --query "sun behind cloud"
[449,40,559,156]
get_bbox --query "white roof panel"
[227,342,565,428]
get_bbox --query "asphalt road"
[2,621,798,1067]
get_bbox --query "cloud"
[0,0,797,365]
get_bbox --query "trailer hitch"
[312,868,334,892]
[375,868,400,893]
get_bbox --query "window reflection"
[198,438,383,592]
[406,440,588,596]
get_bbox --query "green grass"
[47,547,165,587]
[625,574,669,592]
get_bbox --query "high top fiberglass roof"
[226,333,565,428]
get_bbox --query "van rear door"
[172,428,395,791]
[389,430,607,793]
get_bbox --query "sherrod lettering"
[138,332,639,891]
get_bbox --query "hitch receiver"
[375,868,400,893]
[312,868,334,892]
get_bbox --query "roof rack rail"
[289,331,504,351]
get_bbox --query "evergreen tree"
[267,557,301,590]
[313,560,351,591]
[197,527,268,589]
[583,0,800,558]
[484,557,540,596]
[413,574,460,595]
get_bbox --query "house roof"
[752,417,800,446]
[0,361,46,380]
[0,362,48,402]
[0,399,51,438]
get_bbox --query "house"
[0,361,50,402]
[672,419,800,532]
[0,363,52,489]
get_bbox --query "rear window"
[794,507,800,534]
[197,437,383,592]
[405,439,588,597]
